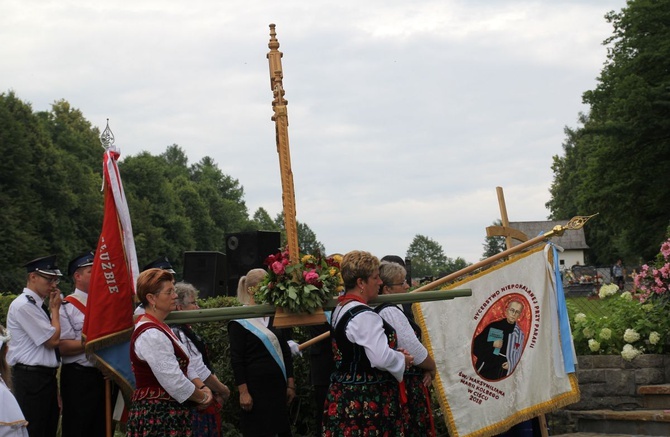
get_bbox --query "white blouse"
[377,305,428,365]
[133,322,198,404]
[0,376,28,437]
[332,301,406,382]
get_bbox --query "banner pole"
[412,214,597,293]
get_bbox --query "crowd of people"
[1,250,438,436]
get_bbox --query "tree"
[481,219,507,260]
[405,234,447,278]
[273,213,326,255]
[546,0,670,265]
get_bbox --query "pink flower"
[264,254,277,265]
[271,261,285,275]
[303,269,320,285]
[661,240,670,259]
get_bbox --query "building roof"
[508,220,589,250]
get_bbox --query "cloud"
[1,0,626,264]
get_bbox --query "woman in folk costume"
[0,324,29,437]
[377,261,437,436]
[322,251,414,437]
[126,268,214,437]
[172,281,231,437]
[228,268,295,437]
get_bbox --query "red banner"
[83,149,139,398]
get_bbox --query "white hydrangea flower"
[588,339,601,352]
[583,327,594,338]
[599,328,612,340]
[621,344,641,361]
[599,283,619,299]
[623,328,640,343]
[649,331,661,345]
[642,304,654,312]
[620,291,632,301]
[574,313,587,323]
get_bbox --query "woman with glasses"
[377,260,437,436]
[323,251,413,436]
[126,269,214,437]
[171,281,230,437]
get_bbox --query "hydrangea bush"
[568,237,670,361]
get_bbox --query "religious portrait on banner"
[472,294,530,381]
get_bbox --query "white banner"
[416,245,579,437]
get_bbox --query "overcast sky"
[2,0,626,263]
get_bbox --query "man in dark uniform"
[59,250,107,437]
[6,255,63,437]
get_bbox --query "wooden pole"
[165,289,471,324]
[105,379,112,437]
[267,24,299,263]
[496,186,513,251]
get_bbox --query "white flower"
[599,328,612,340]
[642,304,654,312]
[588,339,601,352]
[574,313,587,323]
[623,328,641,343]
[599,283,619,298]
[620,291,632,300]
[649,331,661,345]
[621,344,641,361]
[583,327,594,338]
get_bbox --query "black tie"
[41,303,61,362]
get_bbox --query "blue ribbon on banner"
[551,243,576,373]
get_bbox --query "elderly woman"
[228,268,295,437]
[322,251,413,436]
[0,324,29,437]
[171,282,231,437]
[377,260,437,436]
[126,268,213,437]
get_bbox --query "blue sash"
[551,244,576,373]
[234,318,287,381]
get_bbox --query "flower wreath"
[255,250,343,313]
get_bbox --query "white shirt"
[6,288,58,367]
[171,326,212,382]
[377,305,428,365]
[332,301,406,382]
[133,320,198,403]
[59,289,94,366]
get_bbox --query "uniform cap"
[23,255,63,276]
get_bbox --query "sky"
[1,0,627,264]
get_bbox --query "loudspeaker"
[182,251,227,299]
[225,231,281,294]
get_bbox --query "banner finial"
[100,119,115,151]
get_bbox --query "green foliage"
[0,92,327,291]
[546,0,670,265]
[567,292,670,358]
[406,234,447,278]
[273,213,327,255]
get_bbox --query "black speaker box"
[225,231,281,294]
[182,251,227,298]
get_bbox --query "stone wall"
[547,354,670,434]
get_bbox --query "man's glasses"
[37,274,60,285]
[507,308,522,315]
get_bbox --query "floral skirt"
[191,403,221,437]
[322,380,404,437]
[401,374,435,437]
[126,398,192,437]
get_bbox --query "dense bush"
[567,291,670,359]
